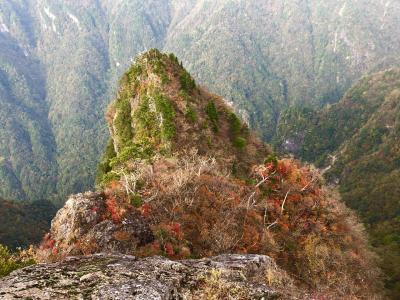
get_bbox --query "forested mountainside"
[0,197,56,249]
[8,50,380,299]
[0,19,57,202]
[1,0,400,203]
[274,69,400,297]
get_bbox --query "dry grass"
[129,155,382,297]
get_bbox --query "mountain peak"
[26,52,382,299]
[97,49,270,185]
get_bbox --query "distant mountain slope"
[166,0,400,138]
[0,197,57,249]
[0,9,57,202]
[1,0,400,203]
[274,69,400,297]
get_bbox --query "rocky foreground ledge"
[0,253,298,299]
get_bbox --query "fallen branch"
[267,220,278,229]
[246,171,276,209]
[256,170,276,188]
[281,190,290,215]
[263,207,268,226]
[301,177,317,192]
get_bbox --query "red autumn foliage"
[42,233,56,250]
[91,204,99,213]
[164,242,174,256]
[276,159,292,177]
[106,197,121,224]
[104,180,126,200]
[95,153,380,298]
[169,222,183,240]
[140,203,151,217]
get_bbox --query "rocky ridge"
[0,253,293,299]
[41,192,154,257]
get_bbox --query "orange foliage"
[113,231,132,241]
[42,233,56,250]
[140,203,152,217]
[106,197,121,224]
[104,180,126,199]
[169,222,183,240]
[100,155,380,298]
[164,242,174,256]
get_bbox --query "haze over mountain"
[1,0,400,203]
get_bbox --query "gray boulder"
[43,192,154,257]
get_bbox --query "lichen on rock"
[0,253,294,299]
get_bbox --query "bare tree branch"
[281,190,291,215]
[267,220,278,229]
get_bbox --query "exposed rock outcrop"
[41,192,154,257]
[0,253,296,299]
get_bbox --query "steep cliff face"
[24,51,383,299]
